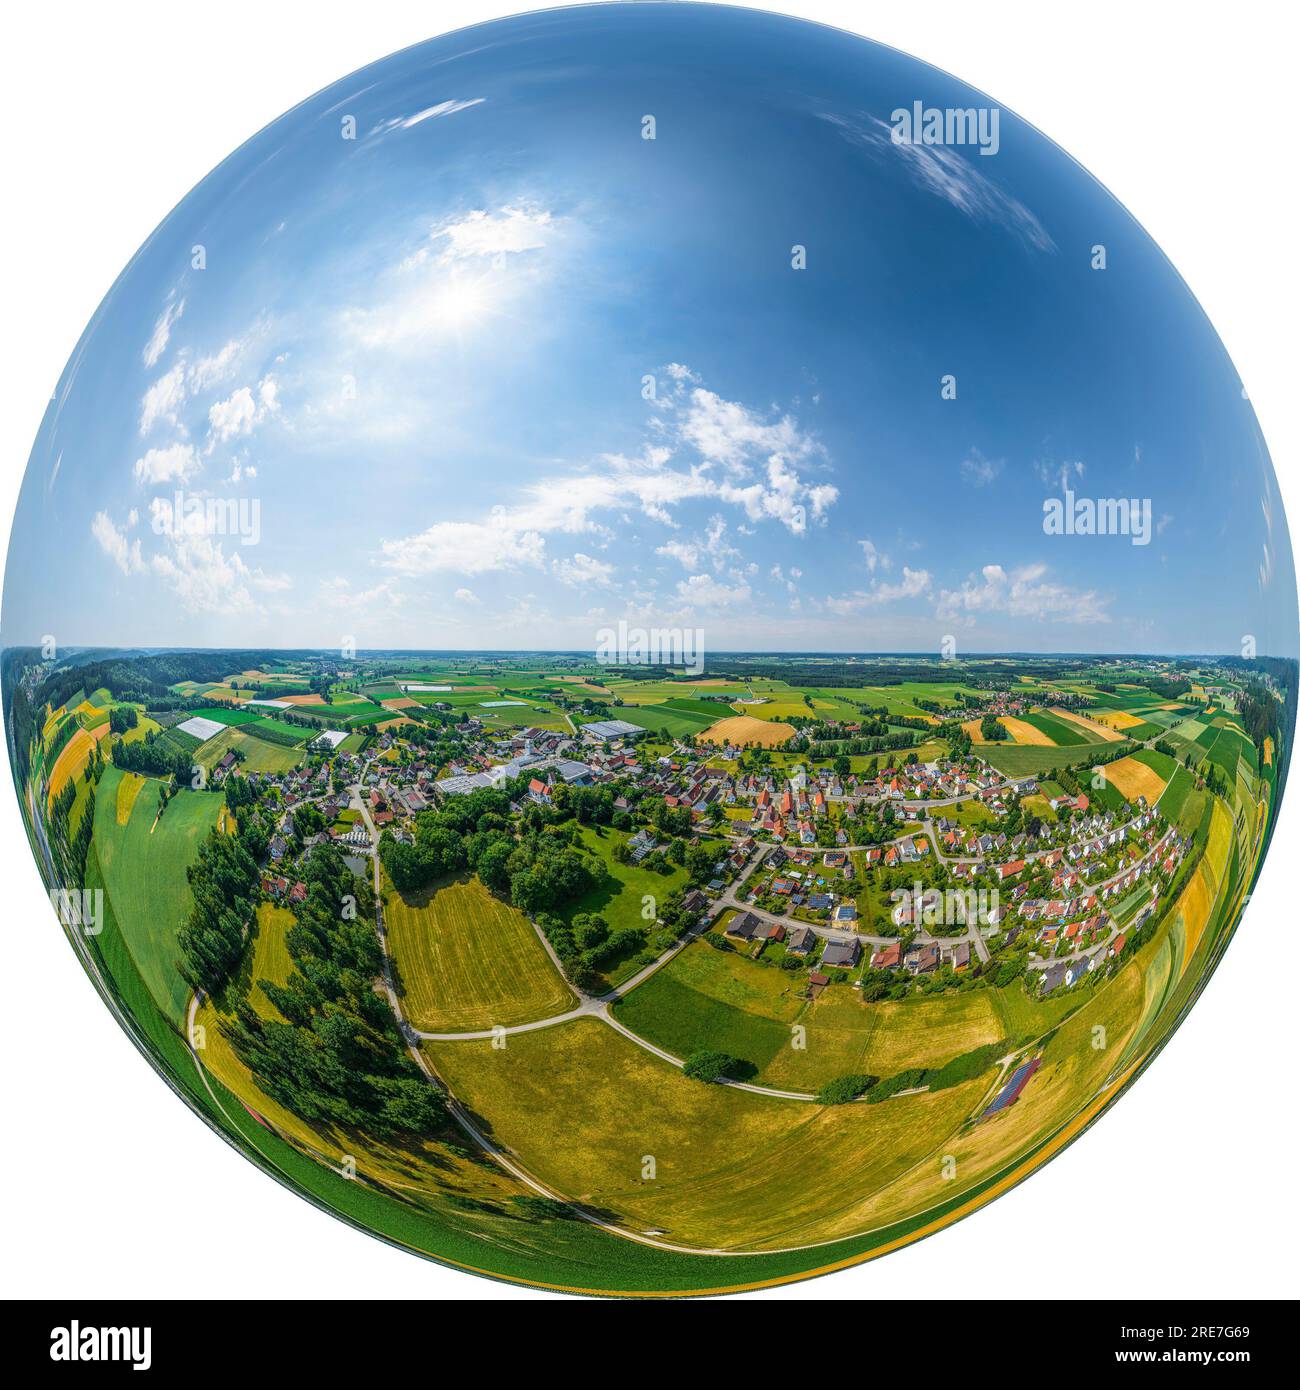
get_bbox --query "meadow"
[424,1017,988,1252]
[383,872,575,1031]
[92,765,227,1022]
[614,939,1012,1092]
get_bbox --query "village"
[220,702,1191,1008]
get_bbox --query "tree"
[682,1049,743,1083]
[510,1195,573,1222]
[816,1074,877,1105]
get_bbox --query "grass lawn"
[566,826,724,982]
[613,939,1006,1090]
[92,765,227,1022]
[197,724,304,774]
[424,1017,987,1252]
[383,871,574,1031]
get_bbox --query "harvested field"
[700,715,795,747]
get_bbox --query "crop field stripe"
[384,873,575,1031]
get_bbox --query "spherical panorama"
[2,3,1295,1297]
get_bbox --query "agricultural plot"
[424,1018,987,1252]
[699,715,795,748]
[614,941,1005,1091]
[1046,707,1124,742]
[176,715,229,743]
[92,766,226,1022]
[1157,765,1197,828]
[994,717,1057,746]
[237,903,297,1019]
[46,723,108,804]
[981,743,1132,777]
[384,873,574,1032]
[1101,753,1172,805]
[616,703,718,738]
[196,725,303,774]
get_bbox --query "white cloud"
[139,364,188,435]
[142,296,184,368]
[150,530,287,613]
[960,448,1003,486]
[824,566,932,614]
[656,539,701,569]
[189,339,243,392]
[819,113,1055,253]
[133,442,199,485]
[681,388,818,474]
[936,562,1109,624]
[676,573,752,606]
[382,516,548,576]
[91,511,143,575]
[438,205,552,260]
[554,552,613,587]
[381,372,838,573]
[859,538,889,571]
[372,98,485,135]
[454,587,479,604]
[718,455,837,533]
[207,376,279,447]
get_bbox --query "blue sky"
[3,3,1295,656]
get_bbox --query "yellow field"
[1092,708,1145,731]
[1174,862,1215,977]
[115,771,146,825]
[961,715,1041,745]
[998,717,1053,746]
[425,1018,987,1251]
[46,723,109,805]
[374,716,416,733]
[380,696,421,711]
[202,685,251,703]
[246,902,297,1018]
[1205,798,1233,884]
[1103,756,1169,804]
[384,873,575,1031]
[700,715,795,748]
[1264,736,1274,766]
[1048,706,1124,742]
[857,992,1003,1077]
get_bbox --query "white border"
[1,1,1296,1300]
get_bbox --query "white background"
[1,0,1296,1301]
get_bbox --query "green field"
[568,824,713,949]
[980,742,1134,777]
[197,724,304,774]
[193,706,311,742]
[614,703,718,737]
[384,872,575,1031]
[614,939,1005,1091]
[1018,711,1094,746]
[92,765,227,1021]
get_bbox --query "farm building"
[580,719,645,742]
